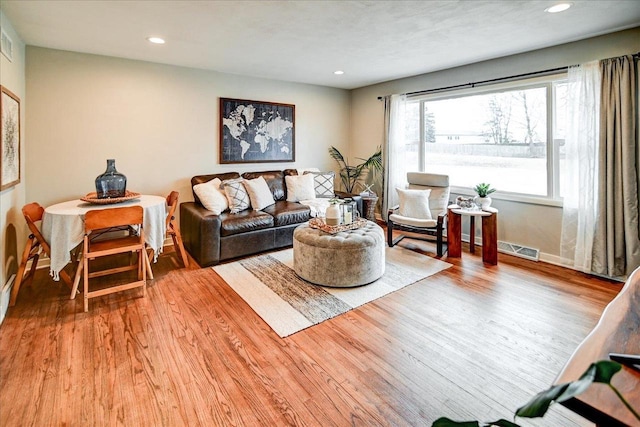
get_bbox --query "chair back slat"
[85,206,143,231]
[22,202,51,252]
[22,202,45,235]
[166,191,179,229]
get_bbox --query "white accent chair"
[387,172,450,257]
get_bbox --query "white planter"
[474,196,492,210]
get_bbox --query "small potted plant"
[473,183,496,210]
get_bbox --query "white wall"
[26,47,350,208]
[0,10,26,321]
[350,27,640,262]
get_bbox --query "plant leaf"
[328,146,346,165]
[432,417,480,427]
[593,360,622,383]
[517,360,625,419]
[515,383,569,418]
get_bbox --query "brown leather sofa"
[180,169,362,267]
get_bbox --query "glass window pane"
[421,87,548,196]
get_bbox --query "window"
[405,75,567,202]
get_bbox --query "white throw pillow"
[304,171,335,198]
[222,178,251,213]
[193,178,228,215]
[397,188,432,220]
[243,176,276,211]
[285,174,316,202]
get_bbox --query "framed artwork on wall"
[219,98,295,164]
[1,85,20,191]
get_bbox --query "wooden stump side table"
[361,195,379,222]
[447,205,498,265]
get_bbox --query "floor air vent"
[497,241,540,261]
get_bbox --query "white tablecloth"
[42,195,167,280]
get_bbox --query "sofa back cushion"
[242,170,286,201]
[192,172,240,204]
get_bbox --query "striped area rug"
[213,247,451,337]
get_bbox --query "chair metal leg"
[436,225,444,257]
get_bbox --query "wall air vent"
[497,240,540,261]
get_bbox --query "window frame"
[408,73,567,207]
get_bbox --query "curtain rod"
[377,52,640,100]
[376,66,567,100]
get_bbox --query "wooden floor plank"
[0,239,623,427]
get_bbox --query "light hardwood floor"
[0,238,621,426]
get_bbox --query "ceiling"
[2,1,640,90]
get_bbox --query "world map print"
[220,98,295,163]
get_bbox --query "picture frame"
[1,86,20,190]
[0,29,13,62]
[219,98,295,164]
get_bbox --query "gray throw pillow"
[222,178,251,213]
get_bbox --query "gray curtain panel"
[592,55,640,278]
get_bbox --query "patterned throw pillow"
[304,171,335,198]
[222,178,251,213]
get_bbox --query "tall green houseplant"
[329,146,382,193]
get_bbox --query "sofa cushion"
[192,172,240,204]
[242,170,286,201]
[262,201,311,226]
[219,210,274,237]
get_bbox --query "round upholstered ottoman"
[293,221,385,287]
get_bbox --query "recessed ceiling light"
[334,70,344,75]
[545,3,572,13]
[146,36,166,44]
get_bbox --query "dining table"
[41,194,167,284]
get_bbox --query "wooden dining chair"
[160,191,189,267]
[81,206,147,312]
[9,202,74,306]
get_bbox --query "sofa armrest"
[180,202,222,267]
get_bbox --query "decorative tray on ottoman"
[309,217,368,234]
[80,191,141,205]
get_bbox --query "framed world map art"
[219,98,295,163]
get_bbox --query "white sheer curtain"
[382,94,407,221]
[560,61,601,272]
